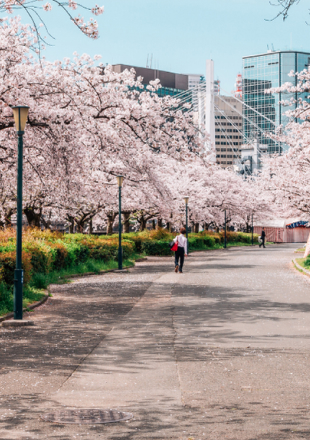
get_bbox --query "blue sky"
[19,0,310,92]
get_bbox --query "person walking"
[259,227,266,248]
[173,227,188,273]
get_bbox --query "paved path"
[1,244,310,439]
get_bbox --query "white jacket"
[173,234,188,255]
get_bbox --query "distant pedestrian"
[173,227,188,273]
[259,227,266,248]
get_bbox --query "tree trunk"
[4,208,13,228]
[76,221,84,233]
[139,216,147,231]
[123,212,130,233]
[152,219,156,230]
[69,220,74,233]
[24,207,41,228]
[166,222,171,232]
[203,222,210,231]
[89,219,93,235]
[157,218,163,229]
[107,213,117,235]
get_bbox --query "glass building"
[243,51,310,153]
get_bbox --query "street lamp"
[12,105,29,320]
[224,209,227,249]
[251,213,254,246]
[184,196,189,253]
[116,175,124,270]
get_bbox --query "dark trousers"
[175,247,185,272]
[259,237,265,248]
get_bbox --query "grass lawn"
[295,257,310,269]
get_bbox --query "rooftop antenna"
[150,53,153,69]
[271,43,275,51]
[146,54,149,68]
[267,44,270,51]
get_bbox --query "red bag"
[171,240,178,252]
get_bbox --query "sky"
[17,0,310,93]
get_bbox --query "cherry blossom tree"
[0,17,208,232]
[0,0,104,45]
[258,67,310,220]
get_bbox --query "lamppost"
[251,213,254,246]
[12,106,29,320]
[184,196,189,253]
[224,209,227,249]
[116,176,124,270]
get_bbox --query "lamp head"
[184,196,189,205]
[12,106,29,133]
[116,175,124,188]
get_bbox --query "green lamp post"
[184,196,189,253]
[12,105,29,320]
[224,209,227,249]
[116,175,124,270]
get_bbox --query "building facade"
[215,95,243,168]
[110,64,196,97]
[243,50,310,153]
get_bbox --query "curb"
[65,264,135,279]
[292,258,310,277]
[0,288,50,324]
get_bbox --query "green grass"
[0,283,46,317]
[295,247,306,253]
[296,257,309,269]
[29,257,137,290]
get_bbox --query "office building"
[110,64,196,97]
[243,50,310,153]
[215,95,243,168]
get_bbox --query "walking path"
[1,244,310,439]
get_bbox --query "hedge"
[0,229,135,289]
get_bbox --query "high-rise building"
[187,74,204,91]
[215,95,243,168]
[243,50,310,153]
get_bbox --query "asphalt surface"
[1,244,310,439]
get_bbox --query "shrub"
[24,242,53,274]
[50,242,69,270]
[0,282,13,312]
[202,235,216,247]
[30,272,48,289]
[148,228,174,241]
[141,240,172,256]
[0,251,32,285]
[86,241,117,261]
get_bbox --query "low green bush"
[0,282,13,315]
[141,240,172,256]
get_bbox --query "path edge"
[293,258,310,277]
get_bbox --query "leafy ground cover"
[0,228,258,316]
